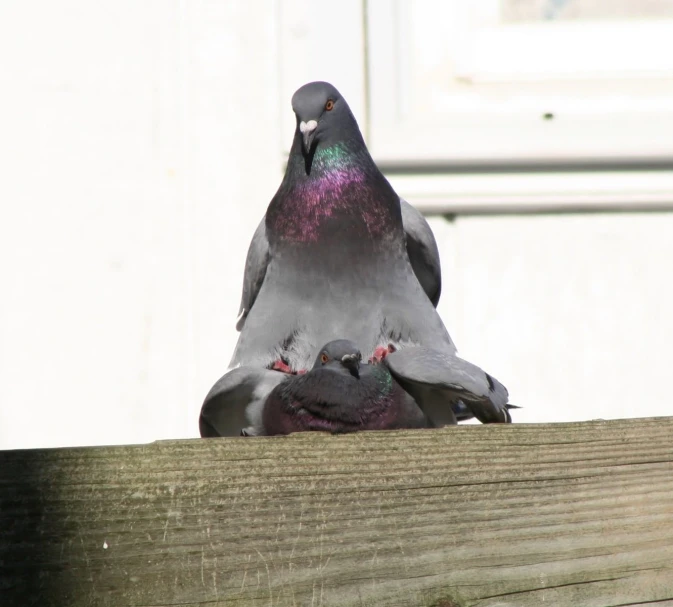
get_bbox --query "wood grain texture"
[1,417,673,607]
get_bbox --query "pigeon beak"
[299,120,318,154]
[341,354,360,379]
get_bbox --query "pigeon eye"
[320,353,329,364]
[325,99,334,111]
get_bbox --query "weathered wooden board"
[1,417,673,607]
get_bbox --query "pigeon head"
[312,339,362,379]
[267,80,403,247]
[291,81,362,155]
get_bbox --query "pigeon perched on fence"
[202,81,511,435]
[200,340,512,437]
[260,339,430,435]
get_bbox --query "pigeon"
[230,81,454,372]
[203,81,511,435]
[200,340,513,437]
[260,339,430,435]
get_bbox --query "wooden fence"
[2,417,673,606]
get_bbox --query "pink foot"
[270,359,293,373]
[369,343,397,365]
[270,360,308,375]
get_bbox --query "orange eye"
[320,353,329,364]
[325,99,334,111]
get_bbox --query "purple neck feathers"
[266,139,403,247]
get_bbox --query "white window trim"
[386,169,673,214]
[458,2,673,81]
[366,0,673,211]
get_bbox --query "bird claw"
[270,359,307,375]
[270,359,293,373]
[369,343,397,365]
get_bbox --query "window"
[367,0,673,165]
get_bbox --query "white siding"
[0,1,282,448]
[430,213,673,424]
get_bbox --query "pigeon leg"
[270,359,308,375]
[369,343,397,364]
[270,359,293,373]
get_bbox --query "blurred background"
[1,0,673,450]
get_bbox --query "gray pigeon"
[260,339,430,435]
[204,81,511,434]
[230,81,454,372]
[200,340,513,437]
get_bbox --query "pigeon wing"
[401,198,442,307]
[384,347,511,424]
[200,366,289,437]
[235,216,270,331]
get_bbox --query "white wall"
[1,1,671,450]
[428,213,673,424]
[0,1,283,449]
